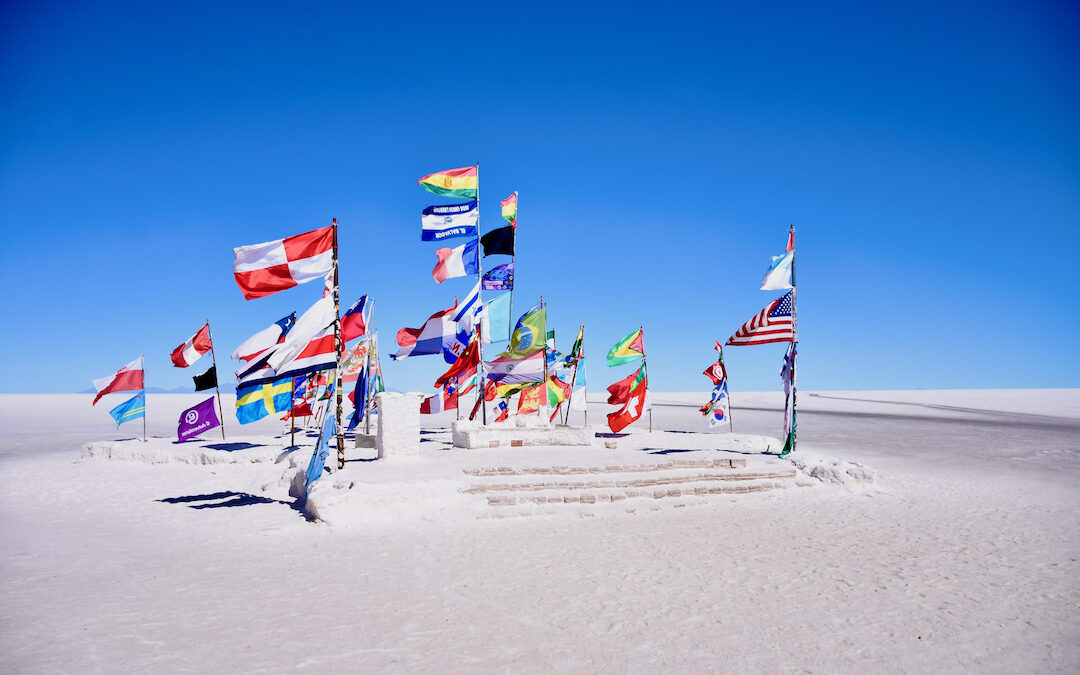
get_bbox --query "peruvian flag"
[170,323,212,368]
[232,225,334,300]
[607,368,647,433]
[420,388,458,414]
[91,356,145,406]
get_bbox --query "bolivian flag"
[501,191,518,223]
[419,165,478,198]
[607,328,645,367]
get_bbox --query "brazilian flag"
[236,378,293,424]
[501,304,546,359]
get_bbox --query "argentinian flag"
[760,250,794,290]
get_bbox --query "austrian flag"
[233,225,334,300]
[171,323,212,367]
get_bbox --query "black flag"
[480,225,515,256]
[193,365,217,392]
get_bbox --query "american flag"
[726,291,794,346]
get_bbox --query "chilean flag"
[170,323,212,368]
[233,225,334,300]
[341,295,370,343]
[92,356,145,406]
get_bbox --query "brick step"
[463,468,797,494]
[463,457,748,478]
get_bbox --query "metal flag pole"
[332,218,345,470]
[788,224,798,455]
[508,192,517,340]
[142,354,147,442]
[641,326,651,433]
[363,301,375,435]
[719,344,733,433]
[475,162,487,426]
[539,296,547,419]
[205,320,226,440]
[563,324,583,425]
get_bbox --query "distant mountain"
[76,386,193,394]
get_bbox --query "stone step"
[463,457,748,478]
[484,480,791,507]
[462,468,797,494]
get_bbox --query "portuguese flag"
[419,165,478,198]
[607,328,645,367]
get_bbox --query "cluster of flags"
[604,328,648,432]
[719,227,798,455]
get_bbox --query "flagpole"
[206,320,226,440]
[642,326,651,433]
[789,224,798,454]
[142,354,147,443]
[563,323,583,425]
[720,345,733,433]
[363,301,375,435]
[508,193,516,341]
[475,163,487,426]
[332,217,345,470]
[539,296,547,419]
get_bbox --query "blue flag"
[347,367,368,431]
[236,378,293,424]
[109,390,145,428]
[305,389,337,496]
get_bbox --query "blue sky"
[1,1,1077,394]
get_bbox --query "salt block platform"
[463,455,801,519]
[451,418,592,449]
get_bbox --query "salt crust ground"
[1,390,1077,673]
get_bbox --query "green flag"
[502,305,547,359]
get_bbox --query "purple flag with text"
[177,397,221,442]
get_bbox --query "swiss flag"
[607,371,647,433]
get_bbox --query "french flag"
[233,225,334,300]
[420,388,458,414]
[91,356,145,406]
[392,302,459,360]
[432,240,479,284]
[170,323,212,368]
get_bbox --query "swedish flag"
[236,378,293,424]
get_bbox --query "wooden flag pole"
[363,302,375,435]
[332,218,345,469]
[206,320,226,440]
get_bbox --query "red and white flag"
[233,225,334,300]
[91,356,145,406]
[170,323,212,367]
